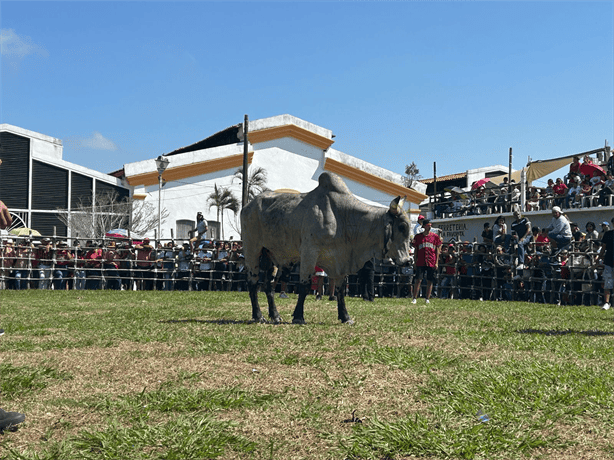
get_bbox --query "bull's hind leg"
[247,273,264,323]
[335,277,353,324]
[245,247,265,323]
[264,265,282,324]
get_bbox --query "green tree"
[404,162,422,187]
[206,184,240,240]
[233,166,270,203]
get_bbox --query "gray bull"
[241,172,411,324]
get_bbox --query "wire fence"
[0,236,607,306]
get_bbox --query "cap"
[144,237,150,242]
[603,221,609,226]
[418,215,425,221]
[552,206,562,213]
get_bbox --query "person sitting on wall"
[599,172,614,206]
[190,212,208,251]
[564,176,582,208]
[481,222,494,246]
[540,179,555,210]
[526,186,540,212]
[553,178,568,208]
[545,206,572,253]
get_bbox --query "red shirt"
[412,231,442,267]
[553,183,568,196]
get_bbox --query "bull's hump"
[318,172,351,195]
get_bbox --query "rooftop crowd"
[433,154,614,218]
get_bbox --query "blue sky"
[1,1,613,188]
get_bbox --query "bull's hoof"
[270,316,283,324]
[341,318,354,325]
[292,318,306,325]
[250,317,267,324]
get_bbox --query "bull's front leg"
[335,278,353,324]
[264,265,282,324]
[291,281,311,324]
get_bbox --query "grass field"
[0,290,613,460]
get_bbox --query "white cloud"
[0,28,48,58]
[66,132,118,151]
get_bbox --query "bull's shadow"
[159,318,326,325]
[516,328,614,336]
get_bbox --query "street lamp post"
[155,155,170,242]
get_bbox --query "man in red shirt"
[411,219,442,304]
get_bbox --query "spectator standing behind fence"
[545,207,572,253]
[482,222,493,245]
[85,241,103,290]
[358,258,375,301]
[511,210,532,268]
[213,241,229,291]
[71,241,86,290]
[35,238,53,290]
[135,238,155,290]
[196,240,214,291]
[0,238,14,289]
[411,219,442,305]
[599,222,610,240]
[102,241,121,290]
[599,217,614,313]
[439,244,457,299]
[413,215,425,237]
[53,241,73,291]
[176,243,193,290]
[159,241,176,291]
[13,239,31,290]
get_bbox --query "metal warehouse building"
[0,124,129,237]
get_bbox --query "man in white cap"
[413,215,425,238]
[544,206,572,252]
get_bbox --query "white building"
[122,114,426,241]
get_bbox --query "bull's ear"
[388,196,406,216]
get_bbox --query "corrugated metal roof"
[420,172,467,184]
[165,124,242,157]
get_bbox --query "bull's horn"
[389,196,406,215]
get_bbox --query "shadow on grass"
[160,319,254,325]
[159,318,326,325]
[517,328,614,336]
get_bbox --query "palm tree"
[206,184,240,240]
[233,166,269,203]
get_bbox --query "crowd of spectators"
[433,154,614,218]
[0,214,610,308]
[420,212,612,307]
[0,237,247,292]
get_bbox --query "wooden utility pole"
[242,115,249,208]
[508,147,513,202]
[432,162,437,215]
